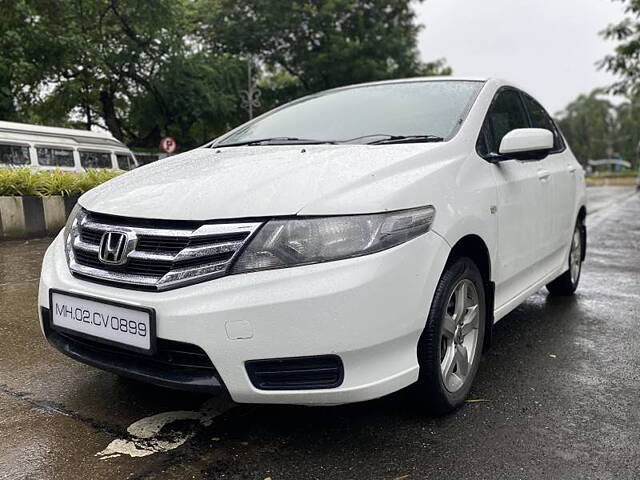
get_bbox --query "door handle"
[567,165,577,173]
[537,169,551,181]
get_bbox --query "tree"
[600,0,640,96]
[1,0,449,150]
[556,90,617,165]
[556,89,640,169]
[0,0,65,122]
[612,93,640,168]
[195,0,450,110]
[0,0,247,149]
[584,1,640,169]
[126,53,247,148]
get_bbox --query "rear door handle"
[537,169,551,181]
[567,165,577,173]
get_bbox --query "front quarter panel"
[428,153,498,275]
[417,81,502,281]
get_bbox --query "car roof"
[333,77,536,95]
[334,76,489,90]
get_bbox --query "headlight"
[63,203,83,263]
[232,206,435,274]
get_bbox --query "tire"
[415,257,486,415]
[546,221,583,296]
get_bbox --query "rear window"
[0,144,30,166]
[116,153,135,171]
[79,150,112,169]
[36,147,74,167]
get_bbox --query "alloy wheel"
[570,227,582,285]
[440,279,480,393]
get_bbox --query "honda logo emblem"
[98,230,137,265]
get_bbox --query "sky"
[415,0,627,114]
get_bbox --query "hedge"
[0,168,122,197]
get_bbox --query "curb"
[0,196,78,240]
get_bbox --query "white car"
[39,78,586,413]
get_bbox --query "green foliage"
[556,89,640,169]
[127,53,248,148]
[0,0,447,150]
[0,0,246,148]
[560,3,640,169]
[556,90,617,164]
[199,0,450,112]
[0,168,44,196]
[600,1,640,95]
[0,168,122,197]
[590,169,638,177]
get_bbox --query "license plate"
[49,290,156,354]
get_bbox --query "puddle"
[96,396,232,459]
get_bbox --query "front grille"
[245,355,344,390]
[69,210,261,290]
[137,236,190,253]
[75,249,176,276]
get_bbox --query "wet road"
[1,186,638,480]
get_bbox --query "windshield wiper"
[367,135,445,145]
[215,134,444,147]
[215,137,336,147]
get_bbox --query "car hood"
[80,144,454,220]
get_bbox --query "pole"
[247,60,253,120]
[241,57,261,121]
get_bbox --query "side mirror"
[498,128,554,160]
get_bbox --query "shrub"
[0,168,123,197]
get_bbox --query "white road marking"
[96,396,232,459]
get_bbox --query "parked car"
[39,77,586,414]
[0,121,138,172]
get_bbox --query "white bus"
[0,121,138,172]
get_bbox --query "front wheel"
[415,257,486,415]
[546,221,583,296]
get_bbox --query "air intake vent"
[245,355,344,390]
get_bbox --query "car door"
[476,88,553,309]
[521,93,577,272]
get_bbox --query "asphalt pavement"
[0,186,638,480]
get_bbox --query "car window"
[0,144,31,166]
[521,94,564,151]
[79,150,112,169]
[36,147,75,167]
[476,126,490,157]
[218,80,484,145]
[116,153,134,170]
[479,89,529,156]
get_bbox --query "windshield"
[217,80,484,146]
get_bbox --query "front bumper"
[39,230,450,405]
[41,307,226,393]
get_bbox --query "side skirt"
[493,265,565,323]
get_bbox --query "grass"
[586,176,637,186]
[0,168,123,196]
[588,169,638,178]
[586,168,638,186]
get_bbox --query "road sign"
[160,137,177,154]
